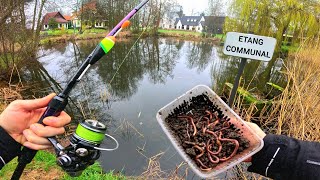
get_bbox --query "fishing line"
[94,133,119,151]
[108,24,150,85]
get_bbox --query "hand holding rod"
[11,1,149,179]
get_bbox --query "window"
[198,27,200,30]
[187,19,190,22]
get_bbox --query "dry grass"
[0,87,22,110]
[232,44,320,179]
[257,45,320,141]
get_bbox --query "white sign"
[223,32,277,61]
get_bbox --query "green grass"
[41,29,75,36]
[281,44,299,52]
[41,28,108,37]
[158,29,202,36]
[214,34,225,40]
[0,151,124,180]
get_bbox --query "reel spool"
[57,120,118,177]
[72,119,107,145]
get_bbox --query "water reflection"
[28,37,285,179]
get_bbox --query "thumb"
[19,93,56,110]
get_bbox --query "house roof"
[43,12,68,25]
[63,15,72,21]
[174,18,180,25]
[178,16,203,26]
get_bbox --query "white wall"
[176,21,182,29]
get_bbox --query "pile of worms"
[165,94,249,171]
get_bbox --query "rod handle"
[38,95,68,125]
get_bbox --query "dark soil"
[164,94,249,171]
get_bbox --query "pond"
[24,37,283,179]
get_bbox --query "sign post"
[223,32,277,107]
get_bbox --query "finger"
[43,111,71,128]
[23,129,51,146]
[30,123,65,137]
[18,93,56,110]
[23,141,52,150]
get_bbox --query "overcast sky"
[176,0,229,15]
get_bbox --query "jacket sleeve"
[248,134,320,180]
[0,126,21,170]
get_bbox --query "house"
[42,12,69,30]
[175,16,205,32]
[63,15,73,29]
[71,0,107,29]
[171,15,226,34]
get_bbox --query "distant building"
[175,16,205,32]
[71,0,107,29]
[163,15,226,34]
[42,12,69,30]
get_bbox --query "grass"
[158,29,202,36]
[0,151,124,180]
[41,28,108,37]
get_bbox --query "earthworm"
[200,167,213,172]
[218,132,240,162]
[193,145,205,159]
[202,122,208,134]
[184,141,202,146]
[206,130,219,139]
[186,124,191,140]
[206,139,222,155]
[207,119,219,130]
[178,116,197,136]
[203,116,210,126]
[207,152,219,164]
[218,121,231,132]
[205,110,213,121]
[196,159,210,169]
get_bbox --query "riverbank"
[40,28,223,45]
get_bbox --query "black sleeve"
[248,134,320,180]
[0,126,22,170]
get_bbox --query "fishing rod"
[11,0,149,179]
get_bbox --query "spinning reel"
[55,120,118,177]
[11,1,149,179]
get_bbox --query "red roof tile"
[42,12,68,25]
[64,15,72,21]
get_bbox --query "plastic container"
[156,85,264,178]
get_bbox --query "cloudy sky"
[176,0,229,15]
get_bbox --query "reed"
[233,43,320,179]
[259,44,320,141]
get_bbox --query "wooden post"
[228,58,247,107]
